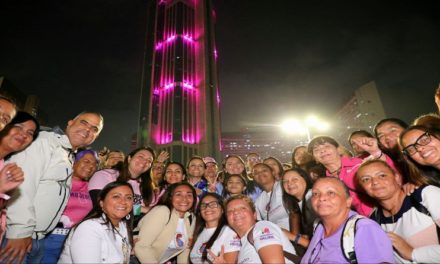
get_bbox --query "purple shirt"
[301,211,394,264]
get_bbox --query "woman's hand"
[401,183,419,196]
[208,245,226,264]
[353,137,381,157]
[0,163,24,194]
[0,237,32,264]
[387,232,413,261]
[157,151,169,163]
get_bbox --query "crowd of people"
[0,89,440,264]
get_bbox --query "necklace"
[114,225,130,264]
[265,183,276,220]
[329,166,341,176]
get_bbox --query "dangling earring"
[126,214,131,220]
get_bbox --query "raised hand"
[208,245,226,264]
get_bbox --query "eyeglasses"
[402,132,431,156]
[200,201,220,210]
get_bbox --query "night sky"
[1,0,439,152]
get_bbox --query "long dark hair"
[192,193,227,262]
[74,181,134,246]
[223,155,259,194]
[221,174,248,198]
[399,125,440,187]
[159,161,187,189]
[159,182,197,222]
[1,111,40,159]
[116,147,155,205]
[281,168,314,236]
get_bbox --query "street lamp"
[281,115,330,142]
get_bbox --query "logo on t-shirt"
[259,227,274,240]
[175,233,185,248]
[198,242,207,254]
[230,235,241,247]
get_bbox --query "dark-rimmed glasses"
[200,200,220,210]
[402,132,431,156]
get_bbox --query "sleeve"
[222,227,241,253]
[134,206,169,263]
[420,185,440,221]
[354,219,395,263]
[5,138,49,238]
[69,221,104,263]
[253,222,283,251]
[412,186,440,262]
[88,170,113,191]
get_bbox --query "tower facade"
[138,0,221,163]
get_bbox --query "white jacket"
[58,216,130,263]
[6,130,74,239]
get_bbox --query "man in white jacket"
[0,111,103,264]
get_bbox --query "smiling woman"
[134,182,196,263]
[88,147,155,224]
[399,125,440,186]
[301,177,394,264]
[0,111,40,242]
[58,181,134,263]
[190,193,240,264]
[42,149,99,263]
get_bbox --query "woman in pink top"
[42,149,99,263]
[307,135,395,216]
[88,147,155,223]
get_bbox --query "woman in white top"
[225,194,297,263]
[252,163,290,230]
[190,193,240,263]
[281,168,318,251]
[59,181,134,264]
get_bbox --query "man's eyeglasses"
[200,201,220,210]
[403,132,431,156]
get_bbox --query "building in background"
[0,76,47,123]
[334,81,386,147]
[221,128,306,163]
[138,0,221,163]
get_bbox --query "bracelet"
[293,234,301,245]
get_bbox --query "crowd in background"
[0,88,440,263]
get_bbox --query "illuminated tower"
[138,0,221,163]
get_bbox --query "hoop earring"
[126,214,131,220]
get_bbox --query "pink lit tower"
[138,0,221,163]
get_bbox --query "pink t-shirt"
[326,157,373,216]
[88,169,144,207]
[326,155,398,217]
[88,169,119,191]
[60,179,92,228]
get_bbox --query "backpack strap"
[246,225,301,263]
[341,214,364,264]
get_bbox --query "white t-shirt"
[190,225,241,263]
[238,221,296,264]
[160,218,187,261]
[255,181,290,230]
